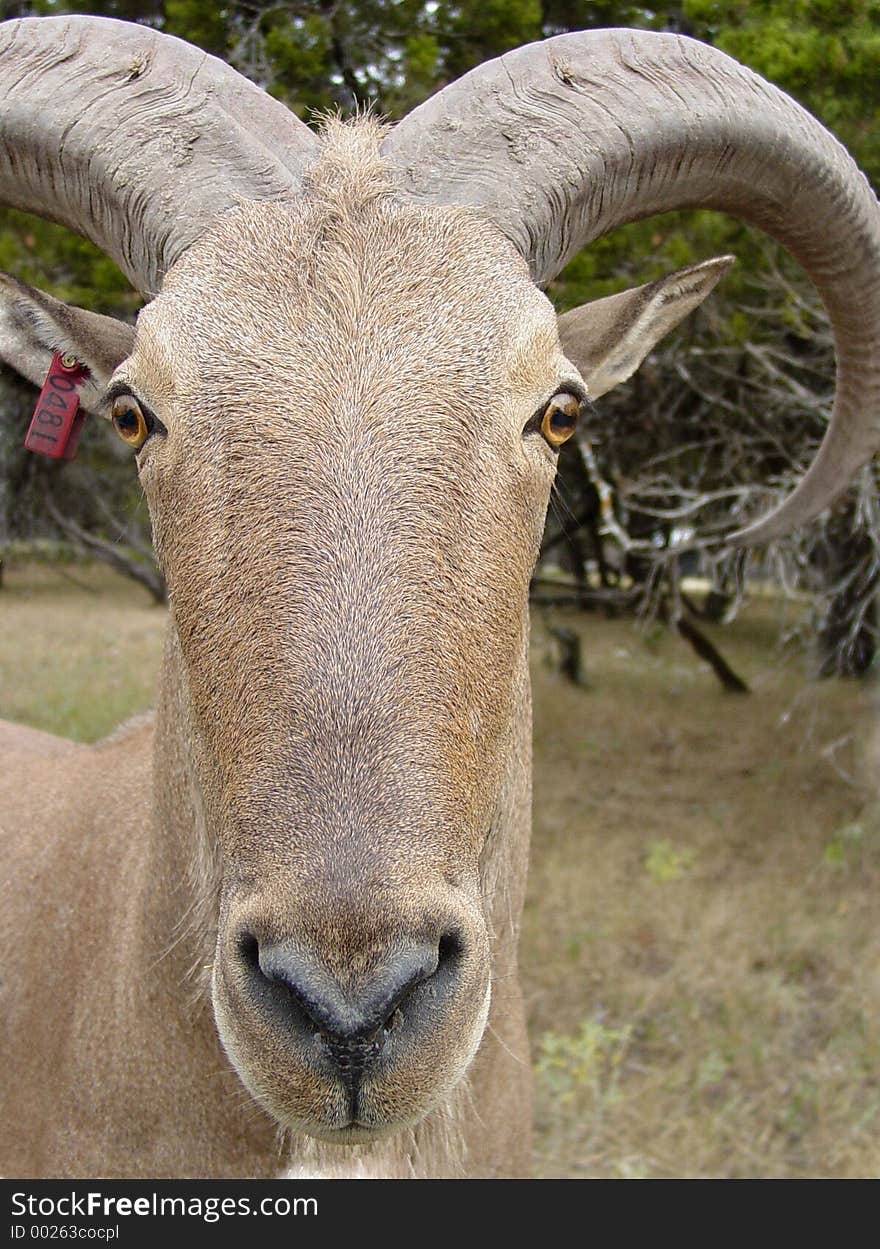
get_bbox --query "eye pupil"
[540,392,581,448]
[111,395,149,450]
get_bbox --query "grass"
[0,562,164,740]
[2,560,879,1177]
[527,602,880,1178]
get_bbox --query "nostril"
[238,932,260,972]
[437,930,464,968]
[421,930,465,1003]
[238,932,313,1016]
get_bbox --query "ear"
[558,256,735,399]
[0,273,135,415]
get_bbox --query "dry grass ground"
[2,561,879,1177]
[0,563,164,741]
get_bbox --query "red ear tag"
[24,352,90,461]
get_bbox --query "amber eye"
[540,392,581,448]
[111,396,150,450]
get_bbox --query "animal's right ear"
[0,272,135,415]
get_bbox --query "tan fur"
[0,121,718,1178]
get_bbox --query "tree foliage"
[1,0,878,671]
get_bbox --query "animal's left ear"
[558,256,735,400]
[0,272,135,414]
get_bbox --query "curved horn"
[0,16,319,294]
[384,29,880,545]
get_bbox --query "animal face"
[114,181,579,1135]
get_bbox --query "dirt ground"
[2,562,879,1177]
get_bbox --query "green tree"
[1,0,878,667]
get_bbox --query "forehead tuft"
[138,117,553,394]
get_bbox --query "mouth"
[215,982,490,1143]
[307,1119,406,1144]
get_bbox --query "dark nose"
[241,932,459,1080]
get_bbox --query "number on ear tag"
[24,353,90,460]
